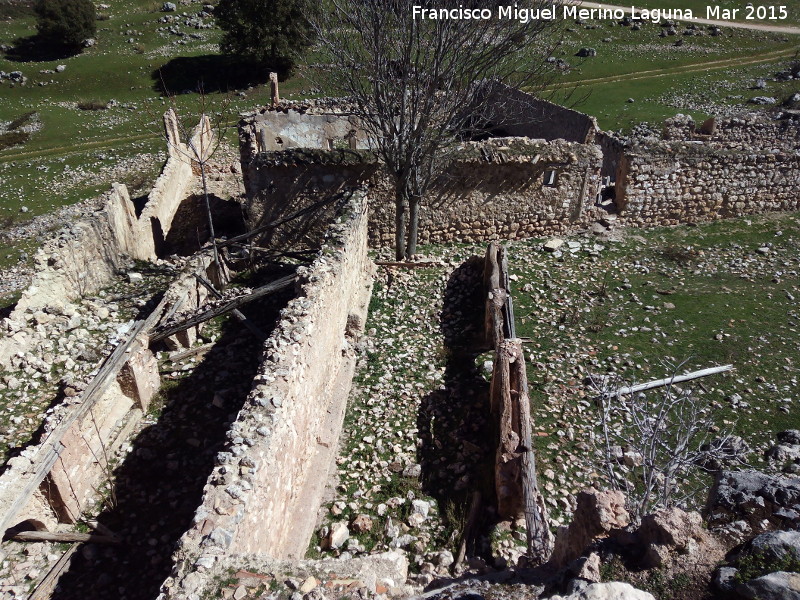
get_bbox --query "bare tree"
[591,361,742,521]
[312,0,562,259]
[146,85,235,268]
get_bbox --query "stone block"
[118,346,160,411]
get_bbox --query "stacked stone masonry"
[240,135,605,246]
[159,191,373,599]
[10,110,210,315]
[241,101,800,245]
[0,252,226,535]
[617,113,800,225]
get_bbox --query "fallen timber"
[0,309,161,536]
[194,274,268,342]
[150,274,296,343]
[0,254,225,537]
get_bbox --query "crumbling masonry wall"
[8,111,209,317]
[616,114,800,226]
[0,254,226,534]
[367,138,603,245]
[160,192,373,599]
[136,111,213,257]
[481,86,598,144]
[244,107,370,151]
[240,132,604,247]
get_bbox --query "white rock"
[544,238,565,252]
[328,522,349,549]
[411,499,430,518]
[554,582,655,600]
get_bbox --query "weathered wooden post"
[270,72,280,107]
[484,242,553,565]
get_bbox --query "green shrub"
[735,550,800,583]
[6,111,36,130]
[0,131,31,151]
[34,0,97,49]
[77,100,109,111]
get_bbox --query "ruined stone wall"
[0,254,225,534]
[135,111,213,258]
[368,139,603,245]
[11,183,145,318]
[597,131,625,180]
[7,112,210,318]
[482,86,598,143]
[241,138,604,248]
[241,108,370,152]
[240,145,378,248]
[618,114,800,225]
[160,191,373,599]
[662,112,800,146]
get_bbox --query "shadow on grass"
[3,35,85,63]
[417,256,498,560]
[49,267,294,600]
[152,55,269,96]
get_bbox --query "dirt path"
[569,1,800,34]
[0,132,161,163]
[546,48,797,90]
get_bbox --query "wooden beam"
[509,340,552,564]
[374,260,441,268]
[453,491,481,571]
[151,274,296,343]
[27,545,79,600]
[194,274,267,342]
[13,531,120,544]
[165,343,214,363]
[0,305,162,535]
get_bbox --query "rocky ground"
[0,261,172,598]
[311,210,800,598]
[1,207,799,599]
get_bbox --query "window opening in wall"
[275,137,283,145]
[543,169,558,187]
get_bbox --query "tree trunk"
[407,195,420,259]
[394,189,407,261]
[200,161,219,267]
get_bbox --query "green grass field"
[510,211,800,513]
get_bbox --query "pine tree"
[215,0,315,77]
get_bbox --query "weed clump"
[77,100,109,111]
